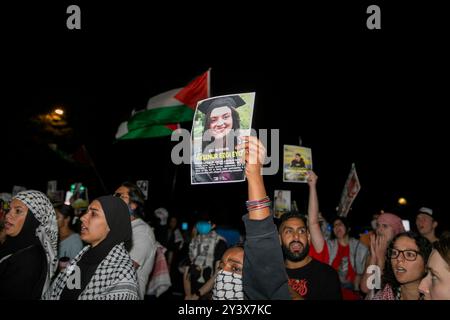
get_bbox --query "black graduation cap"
[197,95,246,114]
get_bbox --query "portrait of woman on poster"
[192,95,247,183]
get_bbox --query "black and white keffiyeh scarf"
[13,190,58,297]
[44,242,139,300]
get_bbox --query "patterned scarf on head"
[13,190,58,297]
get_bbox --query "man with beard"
[279,211,342,299]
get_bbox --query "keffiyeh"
[13,190,58,297]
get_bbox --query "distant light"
[398,197,407,205]
[54,108,64,116]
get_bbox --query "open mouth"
[290,242,304,252]
[395,267,407,274]
[80,224,88,234]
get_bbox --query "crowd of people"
[0,137,449,300]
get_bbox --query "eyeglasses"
[388,248,421,261]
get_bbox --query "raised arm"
[238,136,291,300]
[239,136,270,220]
[307,171,325,253]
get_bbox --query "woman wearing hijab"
[45,195,139,300]
[0,190,58,299]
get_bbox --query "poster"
[136,180,149,200]
[283,145,312,183]
[191,92,255,184]
[337,163,361,217]
[274,190,291,219]
[12,185,26,197]
[47,180,57,194]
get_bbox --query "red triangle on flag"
[175,70,209,109]
[165,123,180,131]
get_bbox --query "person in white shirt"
[114,182,157,299]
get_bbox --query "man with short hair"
[416,207,439,244]
[114,182,157,299]
[279,211,342,300]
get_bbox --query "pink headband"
[378,213,405,236]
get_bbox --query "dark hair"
[382,231,432,290]
[202,106,241,152]
[231,242,245,250]
[57,204,75,219]
[120,182,146,219]
[330,216,350,240]
[279,211,308,233]
[434,231,450,266]
[54,203,77,231]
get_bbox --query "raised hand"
[306,171,318,187]
[236,136,266,177]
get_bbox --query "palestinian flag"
[116,70,210,140]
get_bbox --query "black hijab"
[60,195,132,300]
[0,210,41,260]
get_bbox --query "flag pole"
[82,144,108,194]
[170,67,211,202]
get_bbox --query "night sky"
[2,2,449,234]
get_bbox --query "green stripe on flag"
[118,124,176,140]
[127,104,194,130]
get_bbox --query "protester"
[55,203,83,261]
[306,171,368,299]
[183,219,227,299]
[114,182,157,299]
[237,136,291,300]
[372,231,431,300]
[419,232,450,300]
[0,190,58,299]
[44,195,139,300]
[360,212,405,295]
[416,207,439,244]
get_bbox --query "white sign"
[12,186,26,197]
[136,180,149,200]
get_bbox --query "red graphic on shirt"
[288,278,308,297]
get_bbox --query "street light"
[54,108,64,116]
[398,197,407,205]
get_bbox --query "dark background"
[1,1,448,235]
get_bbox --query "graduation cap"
[197,95,246,114]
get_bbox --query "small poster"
[283,145,312,183]
[12,185,26,197]
[47,180,57,194]
[337,163,361,217]
[136,180,149,200]
[191,92,255,184]
[274,190,291,219]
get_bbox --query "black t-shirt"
[286,258,342,300]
